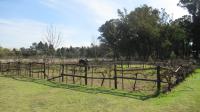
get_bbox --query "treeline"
[0,42,111,59]
[0,47,15,58]
[98,4,194,60]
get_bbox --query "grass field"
[0,69,200,112]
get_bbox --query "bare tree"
[91,35,98,61]
[45,25,62,49]
[43,25,62,63]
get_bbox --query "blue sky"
[0,0,188,49]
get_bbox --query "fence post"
[121,61,124,89]
[0,61,1,73]
[85,65,88,85]
[72,66,75,84]
[157,66,161,94]
[29,63,32,77]
[7,62,10,74]
[114,63,117,89]
[61,64,64,82]
[17,62,21,76]
[44,63,46,79]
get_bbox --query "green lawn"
[0,69,200,112]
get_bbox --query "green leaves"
[98,4,190,60]
[178,0,200,58]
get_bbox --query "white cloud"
[144,0,188,19]
[74,0,118,25]
[39,0,59,9]
[40,0,119,25]
[0,19,45,48]
[0,19,85,48]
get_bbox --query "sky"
[0,0,188,49]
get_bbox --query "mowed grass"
[0,69,200,112]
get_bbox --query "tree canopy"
[178,0,200,59]
[99,5,191,60]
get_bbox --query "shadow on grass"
[0,74,159,100]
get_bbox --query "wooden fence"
[0,61,195,94]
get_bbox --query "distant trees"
[0,47,21,58]
[19,42,59,58]
[0,47,14,58]
[99,5,192,60]
[1,41,105,59]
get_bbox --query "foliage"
[0,42,108,59]
[179,0,200,58]
[0,47,14,58]
[99,5,190,60]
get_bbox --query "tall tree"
[98,19,122,60]
[127,5,160,60]
[179,0,200,58]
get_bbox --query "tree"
[178,0,200,17]
[0,47,13,58]
[174,15,193,58]
[98,4,190,60]
[36,41,45,55]
[98,19,122,60]
[117,9,135,60]
[127,5,160,60]
[44,25,62,62]
[179,0,200,58]
[45,25,62,49]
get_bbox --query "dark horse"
[78,59,89,66]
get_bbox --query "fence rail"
[0,61,195,94]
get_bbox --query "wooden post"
[61,64,64,82]
[91,66,94,86]
[157,66,161,94]
[47,63,50,78]
[114,64,117,89]
[17,62,21,76]
[85,65,88,85]
[121,61,124,90]
[0,62,2,73]
[133,73,138,91]
[29,63,32,77]
[72,66,75,84]
[44,63,46,79]
[2,63,4,75]
[65,65,68,84]
[7,62,10,74]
